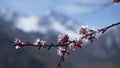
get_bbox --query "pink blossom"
[33,38,41,46]
[33,38,47,48]
[14,38,24,49]
[57,47,69,56]
[78,25,98,42]
[79,25,89,35]
[69,40,82,50]
[41,40,47,47]
[57,34,69,45]
[15,46,21,49]
[14,38,24,45]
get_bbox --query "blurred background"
[0,0,120,68]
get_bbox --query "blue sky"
[0,0,120,28]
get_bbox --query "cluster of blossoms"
[79,25,89,35]
[69,39,82,50]
[12,21,120,68]
[57,47,70,56]
[78,25,98,42]
[14,38,24,49]
[57,34,82,56]
[33,38,47,49]
[57,34,69,45]
[13,38,47,50]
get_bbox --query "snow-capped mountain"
[0,9,82,40]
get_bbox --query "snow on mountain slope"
[14,10,81,39]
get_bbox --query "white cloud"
[15,15,47,33]
[15,16,39,32]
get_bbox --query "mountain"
[0,9,120,68]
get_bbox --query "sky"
[0,0,120,28]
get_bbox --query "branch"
[11,22,120,68]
